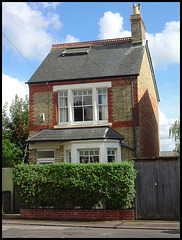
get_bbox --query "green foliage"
[169,118,180,156]
[2,94,29,167]
[2,139,23,167]
[13,162,137,210]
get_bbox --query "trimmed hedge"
[12,162,137,210]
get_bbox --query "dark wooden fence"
[134,156,180,220]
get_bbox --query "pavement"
[2,214,180,231]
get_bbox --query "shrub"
[12,162,137,210]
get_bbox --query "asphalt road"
[2,223,180,238]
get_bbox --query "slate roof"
[26,127,124,143]
[27,37,144,84]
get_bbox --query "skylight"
[61,47,90,56]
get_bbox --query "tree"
[169,118,180,156]
[2,94,29,167]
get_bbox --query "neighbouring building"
[26,4,160,164]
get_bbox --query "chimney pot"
[133,4,140,14]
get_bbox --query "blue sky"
[2,2,180,151]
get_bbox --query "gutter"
[131,76,137,158]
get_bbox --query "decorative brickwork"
[55,146,64,163]
[33,92,53,126]
[28,149,36,164]
[20,209,134,221]
[51,37,132,50]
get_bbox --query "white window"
[59,92,68,123]
[66,150,71,163]
[107,148,117,163]
[79,149,99,163]
[73,90,93,122]
[37,150,55,164]
[54,82,111,126]
[98,89,108,121]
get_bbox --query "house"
[26,4,160,164]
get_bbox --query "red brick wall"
[138,89,159,157]
[20,209,134,221]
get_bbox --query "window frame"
[66,150,71,163]
[97,88,108,121]
[36,150,55,164]
[73,89,93,123]
[107,148,117,163]
[54,82,111,126]
[78,149,100,163]
[58,91,68,125]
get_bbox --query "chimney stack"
[130,4,146,45]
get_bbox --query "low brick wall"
[20,209,134,221]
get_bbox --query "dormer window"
[61,47,90,56]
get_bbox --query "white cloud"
[98,11,131,39]
[159,109,176,151]
[98,11,179,68]
[36,2,61,9]
[146,21,180,67]
[2,2,63,60]
[64,34,80,43]
[2,74,29,115]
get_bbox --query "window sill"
[54,122,112,129]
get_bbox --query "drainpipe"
[130,76,137,158]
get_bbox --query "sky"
[2,2,180,152]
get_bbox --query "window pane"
[81,156,89,164]
[39,162,53,164]
[108,156,115,163]
[98,94,106,105]
[83,96,92,105]
[99,106,107,120]
[84,106,93,121]
[60,98,67,107]
[74,107,83,121]
[95,151,99,155]
[107,149,116,163]
[80,157,85,163]
[37,151,54,159]
[93,156,99,163]
[74,96,82,106]
[60,108,68,122]
[79,149,99,163]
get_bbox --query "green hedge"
[12,162,137,210]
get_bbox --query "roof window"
[61,47,90,56]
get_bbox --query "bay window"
[54,82,111,126]
[79,149,99,163]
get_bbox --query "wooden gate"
[134,157,180,220]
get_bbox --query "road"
[2,223,180,238]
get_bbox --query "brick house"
[26,4,160,164]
